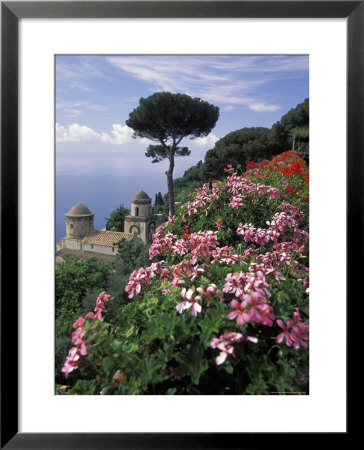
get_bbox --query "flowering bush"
[58,151,309,395]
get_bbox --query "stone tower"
[124,190,157,244]
[65,203,94,240]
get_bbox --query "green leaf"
[175,343,208,385]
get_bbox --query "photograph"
[55,54,310,395]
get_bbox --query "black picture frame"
[1,1,358,448]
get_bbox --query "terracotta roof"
[66,203,93,216]
[81,230,133,247]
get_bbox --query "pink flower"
[63,291,111,378]
[62,347,80,378]
[176,288,202,316]
[291,323,309,349]
[259,304,275,326]
[72,316,85,329]
[268,187,280,200]
[223,272,245,298]
[292,307,302,322]
[71,328,86,346]
[172,239,188,256]
[125,264,160,299]
[210,332,257,365]
[228,299,250,326]
[257,184,267,195]
[276,319,294,347]
[125,270,143,299]
[243,291,262,316]
[211,246,241,265]
[216,218,222,230]
[229,195,245,209]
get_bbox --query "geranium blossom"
[229,195,245,209]
[62,347,81,378]
[210,332,258,365]
[62,291,112,378]
[223,272,246,298]
[176,288,202,316]
[228,299,250,325]
[276,319,294,347]
[291,322,309,349]
[211,246,241,265]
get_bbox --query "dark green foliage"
[272,98,309,150]
[115,238,150,274]
[157,192,164,205]
[154,192,164,206]
[146,144,191,163]
[126,92,219,214]
[55,257,113,335]
[126,92,219,143]
[202,127,278,181]
[55,257,114,383]
[105,204,130,232]
[55,242,151,384]
[170,99,309,206]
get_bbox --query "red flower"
[259,159,270,168]
[246,161,255,171]
[182,228,190,240]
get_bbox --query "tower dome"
[66,202,93,216]
[65,202,94,239]
[131,190,151,204]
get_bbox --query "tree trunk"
[166,148,175,216]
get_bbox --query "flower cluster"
[62,292,110,378]
[176,287,202,316]
[223,265,278,329]
[185,183,219,216]
[276,308,309,349]
[236,206,306,247]
[210,332,258,365]
[188,230,219,263]
[149,226,176,259]
[210,246,242,265]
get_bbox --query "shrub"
[59,151,309,395]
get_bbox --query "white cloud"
[106,55,308,111]
[248,103,280,113]
[100,124,135,145]
[56,100,107,118]
[56,123,101,143]
[222,105,235,112]
[63,108,83,117]
[56,123,150,146]
[193,133,219,147]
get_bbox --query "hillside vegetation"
[58,150,309,395]
[167,98,309,210]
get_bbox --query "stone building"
[56,191,157,261]
[124,190,157,244]
[61,203,95,251]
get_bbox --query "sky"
[56,55,309,180]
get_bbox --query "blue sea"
[56,173,166,247]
